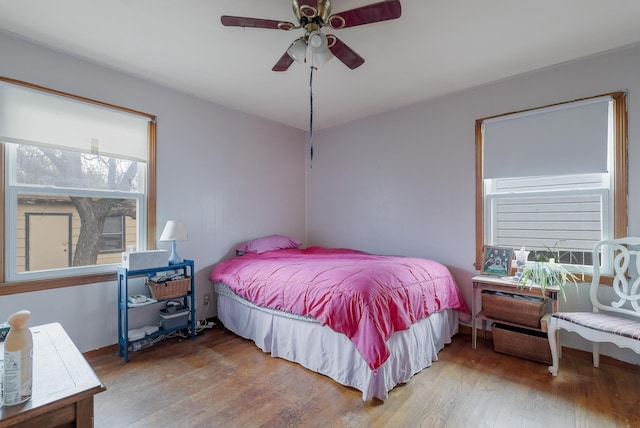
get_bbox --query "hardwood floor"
[88,326,640,428]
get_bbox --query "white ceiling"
[1,1,640,131]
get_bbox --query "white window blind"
[483,96,611,179]
[489,192,605,250]
[485,173,609,255]
[0,81,150,162]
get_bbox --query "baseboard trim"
[83,317,223,360]
[84,321,638,373]
[83,343,118,359]
[458,324,639,372]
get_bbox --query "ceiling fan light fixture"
[222,0,403,71]
[308,30,327,51]
[287,37,307,63]
[312,49,333,64]
[308,30,333,64]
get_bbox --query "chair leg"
[593,342,600,368]
[548,318,559,376]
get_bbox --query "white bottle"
[2,310,33,406]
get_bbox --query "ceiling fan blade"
[272,51,295,72]
[328,0,401,29]
[221,15,295,31]
[327,36,364,70]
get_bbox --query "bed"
[209,236,470,401]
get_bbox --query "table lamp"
[159,221,188,265]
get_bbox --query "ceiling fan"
[221,0,402,71]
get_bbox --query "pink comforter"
[209,247,469,370]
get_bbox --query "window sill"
[0,272,117,295]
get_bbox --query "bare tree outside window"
[17,144,139,269]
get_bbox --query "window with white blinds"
[476,92,627,273]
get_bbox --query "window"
[100,215,127,254]
[1,77,157,292]
[476,92,627,277]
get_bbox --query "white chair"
[548,237,640,376]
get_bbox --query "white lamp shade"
[308,30,333,64]
[308,30,327,51]
[287,38,307,63]
[159,221,188,242]
[313,49,333,64]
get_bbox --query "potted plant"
[516,245,582,300]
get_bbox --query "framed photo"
[481,246,514,276]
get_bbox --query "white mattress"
[214,282,459,401]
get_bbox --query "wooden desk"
[1,322,105,428]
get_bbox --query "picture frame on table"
[481,246,514,276]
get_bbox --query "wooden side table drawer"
[493,323,552,364]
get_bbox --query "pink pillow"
[236,235,302,254]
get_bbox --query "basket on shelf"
[481,290,547,328]
[492,323,552,364]
[146,277,191,300]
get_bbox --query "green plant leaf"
[517,259,580,300]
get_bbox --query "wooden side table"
[471,275,559,349]
[1,322,105,427]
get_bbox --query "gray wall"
[308,44,640,364]
[0,31,306,352]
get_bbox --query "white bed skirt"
[215,284,459,401]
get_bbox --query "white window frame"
[5,163,147,281]
[484,184,610,274]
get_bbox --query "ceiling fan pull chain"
[309,64,314,168]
